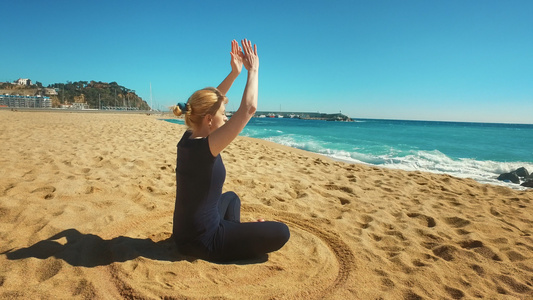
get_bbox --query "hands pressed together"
[230,39,259,74]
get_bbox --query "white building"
[15,78,32,86]
[0,95,51,108]
[72,102,89,110]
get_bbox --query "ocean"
[164,118,533,189]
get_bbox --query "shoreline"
[0,107,171,115]
[163,118,533,191]
[1,111,532,299]
[8,108,530,191]
[4,107,533,125]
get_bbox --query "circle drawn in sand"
[94,208,355,299]
[266,209,356,298]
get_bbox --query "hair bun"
[177,102,187,111]
[173,102,188,117]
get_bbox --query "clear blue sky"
[3,0,532,123]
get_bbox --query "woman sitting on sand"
[172,39,290,262]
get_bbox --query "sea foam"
[258,132,533,190]
[164,117,533,190]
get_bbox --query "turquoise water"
[165,118,533,188]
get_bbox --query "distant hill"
[48,81,150,110]
[0,80,150,110]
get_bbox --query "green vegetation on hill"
[1,80,150,110]
[48,81,150,110]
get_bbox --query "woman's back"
[173,132,224,246]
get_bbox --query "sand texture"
[0,111,532,299]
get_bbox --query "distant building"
[44,88,58,96]
[72,102,89,110]
[59,102,89,110]
[15,78,32,86]
[0,94,51,108]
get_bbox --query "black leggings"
[181,192,290,262]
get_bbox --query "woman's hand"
[241,39,259,72]
[218,40,243,95]
[230,40,244,75]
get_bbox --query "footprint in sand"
[443,216,471,228]
[444,285,465,299]
[459,240,502,261]
[432,245,459,261]
[505,250,528,262]
[72,279,98,299]
[320,184,356,206]
[373,269,395,291]
[1,183,16,197]
[31,186,56,200]
[407,212,437,228]
[494,274,532,295]
[156,271,179,288]
[324,184,355,195]
[470,264,485,276]
[338,197,351,205]
[356,214,374,229]
[38,259,63,282]
[346,174,357,182]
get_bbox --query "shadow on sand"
[3,228,266,267]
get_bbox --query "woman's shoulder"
[178,131,214,156]
[179,131,201,143]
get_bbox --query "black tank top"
[173,131,226,246]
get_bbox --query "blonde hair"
[173,87,228,129]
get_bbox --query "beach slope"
[0,111,531,299]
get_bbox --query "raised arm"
[209,39,259,157]
[217,40,243,95]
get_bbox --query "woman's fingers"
[241,39,246,53]
[232,40,239,54]
[239,39,258,71]
[242,39,250,52]
[241,39,256,56]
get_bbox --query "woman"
[172,39,290,262]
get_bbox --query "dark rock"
[521,180,533,188]
[514,167,529,178]
[497,173,520,184]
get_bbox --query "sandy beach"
[0,110,532,299]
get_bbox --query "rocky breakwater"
[497,167,533,188]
